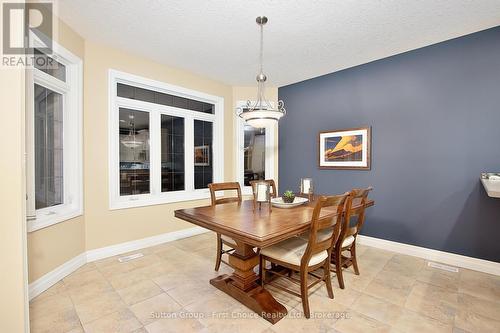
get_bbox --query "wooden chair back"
[208,182,242,206]
[301,193,349,267]
[249,179,277,199]
[339,187,373,244]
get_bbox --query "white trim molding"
[29,253,87,301]
[86,226,208,262]
[28,227,209,300]
[108,69,224,210]
[357,235,500,276]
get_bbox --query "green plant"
[282,190,295,203]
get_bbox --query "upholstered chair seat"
[341,235,355,247]
[260,237,328,267]
[260,193,349,319]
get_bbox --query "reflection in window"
[34,49,66,82]
[194,120,213,189]
[34,84,64,209]
[119,108,150,195]
[244,126,266,186]
[161,115,185,191]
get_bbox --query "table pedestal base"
[210,274,288,324]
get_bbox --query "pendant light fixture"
[121,115,143,148]
[236,16,286,128]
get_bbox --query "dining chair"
[332,187,373,289]
[259,193,349,318]
[208,182,242,271]
[249,179,277,198]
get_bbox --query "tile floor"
[30,233,500,333]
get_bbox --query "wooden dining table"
[174,196,374,324]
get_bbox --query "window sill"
[27,207,83,233]
[109,189,213,210]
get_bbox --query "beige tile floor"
[30,233,500,333]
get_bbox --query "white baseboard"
[29,229,500,301]
[357,235,500,276]
[86,226,209,262]
[29,253,87,301]
[29,226,209,300]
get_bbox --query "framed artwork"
[194,145,210,166]
[318,126,371,170]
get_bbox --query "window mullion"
[265,122,276,181]
[33,70,70,95]
[150,110,161,195]
[185,116,194,191]
[44,88,49,207]
[26,70,36,219]
[237,117,244,186]
[62,91,70,205]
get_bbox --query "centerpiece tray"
[271,197,308,208]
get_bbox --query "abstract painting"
[318,127,371,170]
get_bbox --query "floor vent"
[427,261,459,273]
[118,253,144,263]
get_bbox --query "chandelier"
[121,116,143,148]
[236,16,286,128]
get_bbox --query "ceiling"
[57,0,500,86]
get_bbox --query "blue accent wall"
[278,26,500,262]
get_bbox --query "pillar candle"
[256,183,269,202]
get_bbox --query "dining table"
[174,195,374,324]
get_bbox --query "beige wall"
[0,31,29,333]
[27,18,86,283]
[27,218,85,282]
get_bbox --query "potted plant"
[282,190,295,203]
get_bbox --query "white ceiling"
[57,0,500,86]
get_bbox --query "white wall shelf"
[481,173,500,198]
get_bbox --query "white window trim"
[26,40,83,232]
[234,100,276,196]
[108,70,224,210]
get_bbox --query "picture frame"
[318,126,371,170]
[194,145,210,166]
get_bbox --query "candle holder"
[300,178,314,201]
[252,181,272,213]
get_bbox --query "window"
[34,84,64,209]
[119,108,150,195]
[26,43,83,232]
[235,101,276,195]
[243,126,266,185]
[109,70,224,209]
[194,120,213,189]
[161,115,185,192]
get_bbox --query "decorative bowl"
[271,196,308,209]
